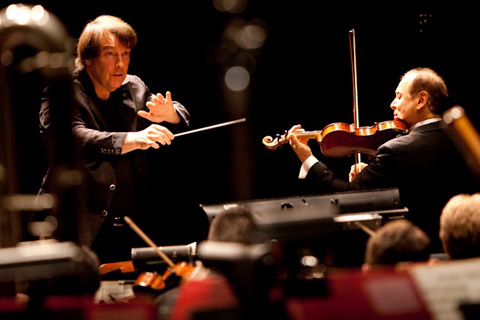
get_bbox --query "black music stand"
[200,188,407,267]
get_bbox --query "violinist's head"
[390,67,449,127]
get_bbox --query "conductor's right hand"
[121,124,174,154]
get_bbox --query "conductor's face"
[390,73,420,127]
[85,35,131,100]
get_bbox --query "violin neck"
[295,131,322,142]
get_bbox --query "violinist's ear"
[416,91,429,110]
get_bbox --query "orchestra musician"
[38,15,201,264]
[287,67,478,252]
[362,219,431,272]
[439,193,480,259]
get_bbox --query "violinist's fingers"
[289,134,305,150]
[358,162,368,172]
[349,162,368,182]
[287,124,302,137]
[289,132,299,145]
[349,165,356,182]
[289,131,307,146]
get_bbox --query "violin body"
[263,120,408,157]
[134,271,169,291]
[134,261,196,291]
[321,120,408,157]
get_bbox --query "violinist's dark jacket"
[307,120,478,252]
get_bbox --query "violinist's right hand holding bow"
[287,124,313,163]
[349,162,368,182]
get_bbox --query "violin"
[98,259,196,291]
[133,261,196,291]
[262,119,408,157]
[98,216,197,292]
[263,31,408,161]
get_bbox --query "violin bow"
[124,216,175,268]
[349,29,362,174]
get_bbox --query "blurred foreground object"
[0,3,98,313]
[443,106,480,178]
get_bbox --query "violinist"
[288,67,478,252]
[38,15,199,264]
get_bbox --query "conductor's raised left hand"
[138,91,181,124]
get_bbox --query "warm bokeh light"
[6,4,30,25]
[237,23,267,49]
[4,4,49,26]
[212,0,247,13]
[224,65,250,91]
[0,50,13,66]
[31,5,49,26]
[223,18,267,50]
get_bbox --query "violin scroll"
[263,130,323,151]
[262,132,288,151]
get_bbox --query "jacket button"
[110,184,116,191]
[101,210,108,217]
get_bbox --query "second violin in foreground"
[263,120,408,158]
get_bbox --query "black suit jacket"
[307,121,478,251]
[40,70,190,246]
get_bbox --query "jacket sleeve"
[172,101,191,130]
[306,143,400,192]
[71,104,127,156]
[40,87,125,156]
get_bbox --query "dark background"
[2,1,480,245]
